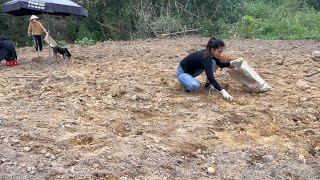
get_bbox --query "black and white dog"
[52,46,72,59]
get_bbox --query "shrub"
[75,37,96,46]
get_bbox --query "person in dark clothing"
[0,35,18,65]
[176,38,243,101]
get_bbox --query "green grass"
[233,1,320,39]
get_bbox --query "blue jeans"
[176,60,216,92]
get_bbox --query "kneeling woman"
[176,38,242,101]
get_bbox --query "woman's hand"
[220,89,233,101]
[230,58,244,68]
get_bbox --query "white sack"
[227,59,271,93]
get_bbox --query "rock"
[26,166,36,174]
[0,158,6,164]
[292,109,307,122]
[37,162,45,172]
[93,163,100,168]
[207,167,216,175]
[10,138,20,145]
[23,147,31,152]
[303,129,317,135]
[298,154,306,163]
[130,95,140,101]
[45,153,56,159]
[262,155,274,163]
[68,166,75,174]
[295,80,311,91]
[311,51,320,62]
[40,149,48,154]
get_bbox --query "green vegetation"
[75,37,96,46]
[0,0,319,46]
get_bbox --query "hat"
[29,15,39,21]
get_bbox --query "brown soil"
[0,37,319,179]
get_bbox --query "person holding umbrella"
[28,15,47,53]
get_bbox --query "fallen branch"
[305,71,320,77]
[3,76,45,78]
[160,29,200,38]
[97,21,132,35]
[176,1,204,20]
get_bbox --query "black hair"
[204,37,225,59]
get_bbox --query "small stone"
[93,163,100,168]
[298,154,306,163]
[40,149,48,154]
[207,167,216,175]
[0,159,6,164]
[50,155,56,160]
[23,147,31,152]
[26,166,35,172]
[37,162,45,172]
[69,166,75,174]
[45,153,56,159]
[311,51,320,62]
[303,129,317,135]
[10,138,20,145]
[262,155,274,163]
[130,95,140,101]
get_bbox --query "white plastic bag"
[44,34,57,48]
[227,59,271,93]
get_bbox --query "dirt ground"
[0,37,319,180]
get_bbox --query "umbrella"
[1,0,88,58]
[1,0,88,17]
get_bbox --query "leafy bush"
[201,19,230,38]
[239,15,255,38]
[75,37,96,46]
[151,16,184,34]
[57,40,68,47]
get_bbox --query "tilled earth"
[0,37,319,179]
